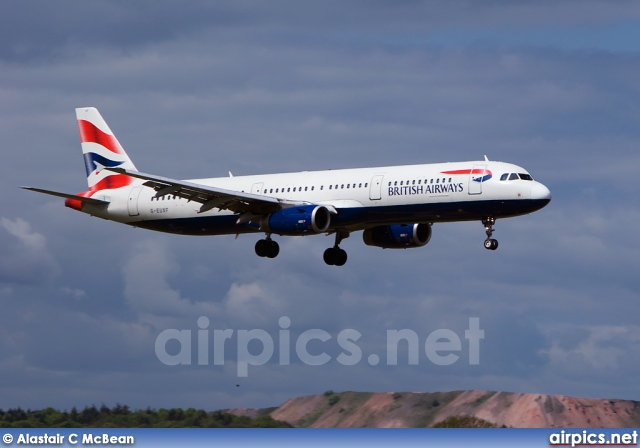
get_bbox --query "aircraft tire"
[255,239,269,257]
[323,248,337,265]
[266,241,280,258]
[335,249,348,266]
[484,239,498,250]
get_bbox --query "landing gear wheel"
[323,247,348,266]
[484,238,498,250]
[266,241,279,258]
[481,218,499,251]
[255,237,279,258]
[324,230,350,266]
[255,239,269,257]
[335,249,347,266]
[323,248,337,265]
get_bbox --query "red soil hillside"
[230,391,640,428]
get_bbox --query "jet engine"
[258,205,331,235]
[363,223,432,249]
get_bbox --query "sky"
[1,1,640,412]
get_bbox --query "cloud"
[538,324,640,398]
[122,239,219,325]
[0,217,59,284]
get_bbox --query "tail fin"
[76,107,138,191]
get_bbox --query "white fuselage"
[82,160,551,236]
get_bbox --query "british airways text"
[388,182,464,196]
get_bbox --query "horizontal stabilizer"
[21,187,110,206]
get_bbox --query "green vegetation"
[411,392,463,427]
[327,395,340,406]
[0,405,292,428]
[432,416,498,428]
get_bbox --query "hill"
[229,391,640,428]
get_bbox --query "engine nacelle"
[259,205,331,236]
[363,223,432,249]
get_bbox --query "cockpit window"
[500,173,508,181]
[518,173,533,181]
[508,173,519,180]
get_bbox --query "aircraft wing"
[108,167,290,217]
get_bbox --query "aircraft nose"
[531,183,552,201]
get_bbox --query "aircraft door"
[369,175,384,200]
[128,186,143,216]
[468,165,486,195]
[251,182,264,195]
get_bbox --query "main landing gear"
[323,230,349,266]
[254,230,351,266]
[255,235,280,258]
[482,217,499,250]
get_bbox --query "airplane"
[23,107,551,266]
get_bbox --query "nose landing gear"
[482,217,499,250]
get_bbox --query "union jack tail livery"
[76,107,137,190]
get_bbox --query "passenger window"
[287,188,291,192]
[500,173,508,181]
[320,186,323,190]
[341,184,344,189]
[400,181,403,186]
[311,186,314,191]
[509,173,519,180]
[430,179,433,184]
[359,183,362,188]
[329,185,332,190]
[365,183,368,187]
[394,181,397,186]
[305,186,308,191]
